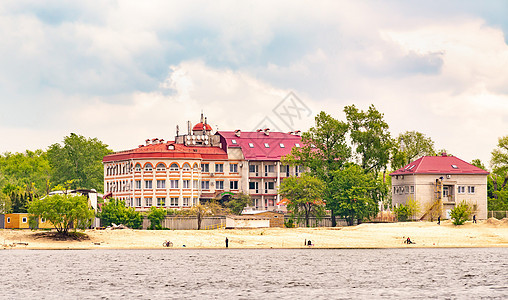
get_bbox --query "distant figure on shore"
[307,240,312,246]
[225,237,229,248]
[405,237,414,244]
[473,215,477,223]
[304,239,307,246]
[438,216,441,225]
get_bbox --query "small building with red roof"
[389,153,489,220]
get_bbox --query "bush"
[394,205,410,222]
[147,207,167,230]
[450,201,473,225]
[97,199,143,229]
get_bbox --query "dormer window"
[249,143,254,148]
[264,143,270,148]
[295,143,300,148]
[451,165,458,169]
[280,143,285,148]
[231,139,237,144]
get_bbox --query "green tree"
[187,200,225,230]
[344,104,393,175]
[283,111,350,226]
[330,164,379,226]
[47,133,112,192]
[279,173,326,227]
[392,131,435,169]
[28,194,95,234]
[146,207,167,230]
[0,150,51,195]
[450,201,473,225]
[97,199,143,229]
[225,193,253,215]
[491,135,508,190]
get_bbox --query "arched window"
[169,163,179,171]
[156,163,166,171]
[182,163,191,171]
[135,163,141,172]
[144,163,153,171]
[193,163,199,171]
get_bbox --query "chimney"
[264,128,270,136]
[235,129,241,137]
[152,138,159,144]
[441,153,447,157]
[257,129,263,132]
[205,117,208,125]
[145,139,151,146]
[187,121,191,135]
[159,139,164,144]
[294,130,301,136]
[288,131,294,135]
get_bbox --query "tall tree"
[0,150,51,195]
[279,173,326,227]
[224,193,253,215]
[283,111,350,226]
[47,133,112,192]
[392,131,435,169]
[491,135,508,190]
[344,104,393,175]
[330,164,379,226]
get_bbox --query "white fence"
[488,211,508,219]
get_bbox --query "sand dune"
[1,219,507,250]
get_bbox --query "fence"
[142,216,225,230]
[285,216,352,227]
[488,211,508,219]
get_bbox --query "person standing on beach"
[438,216,440,225]
[473,215,477,223]
[225,237,229,248]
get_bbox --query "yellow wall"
[4,213,30,229]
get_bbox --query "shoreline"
[2,219,508,250]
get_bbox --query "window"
[193,180,199,189]
[193,164,199,171]
[279,143,285,148]
[157,197,166,207]
[156,163,166,171]
[156,180,166,189]
[451,165,458,169]
[144,163,153,171]
[135,198,142,207]
[170,180,179,189]
[22,217,27,223]
[295,143,301,148]
[201,163,209,173]
[468,186,475,194]
[193,198,198,206]
[183,163,191,171]
[135,180,141,189]
[249,165,257,173]
[216,181,224,190]
[41,218,46,223]
[231,139,237,144]
[265,165,274,173]
[215,163,224,173]
[410,186,415,194]
[230,164,238,173]
[404,186,409,194]
[144,180,153,189]
[135,164,141,172]
[169,163,179,171]
[6,217,10,223]
[201,181,210,190]
[265,181,274,191]
[264,143,270,148]
[230,180,239,190]
[248,143,254,148]
[183,180,190,189]
[458,186,465,194]
[145,197,152,207]
[249,182,257,190]
[170,197,179,206]
[183,197,190,207]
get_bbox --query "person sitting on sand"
[405,237,414,244]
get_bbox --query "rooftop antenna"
[176,125,179,136]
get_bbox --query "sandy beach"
[2,219,508,250]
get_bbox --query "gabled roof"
[217,131,302,161]
[390,155,489,176]
[103,142,228,162]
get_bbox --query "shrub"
[450,201,473,225]
[394,205,410,222]
[98,199,143,229]
[147,207,167,230]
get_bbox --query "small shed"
[225,215,270,229]
[4,213,30,229]
[241,210,285,227]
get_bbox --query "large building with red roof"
[103,114,302,211]
[390,153,489,220]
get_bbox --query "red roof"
[390,155,489,176]
[193,122,212,131]
[103,142,228,162]
[217,131,302,161]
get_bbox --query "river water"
[1,248,507,299]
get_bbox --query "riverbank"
[2,218,508,249]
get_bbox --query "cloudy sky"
[1,1,507,168]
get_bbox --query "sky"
[0,0,507,169]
